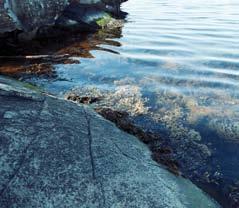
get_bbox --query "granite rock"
[0,75,219,208]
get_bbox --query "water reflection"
[1,0,239,207]
[0,27,123,78]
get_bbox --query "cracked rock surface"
[0,75,219,207]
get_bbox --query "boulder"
[0,0,68,33]
[0,75,220,208]
[0,0,126,35]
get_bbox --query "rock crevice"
[0,75,220,208]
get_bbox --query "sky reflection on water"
[3,0,239,206]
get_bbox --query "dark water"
[4,0,239,206]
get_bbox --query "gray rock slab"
[0,75,219,208]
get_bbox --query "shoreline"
[66,95,231,208]
[0,75,219,207]
[1,1,238,206]
[0,31,235,206]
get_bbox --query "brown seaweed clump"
[95,108,181,175]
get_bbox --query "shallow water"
[7,0,239,206]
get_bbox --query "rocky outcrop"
[0,0,18,33]
[0,0,68,33]
[0,0,126,36]
[0,75,219,208]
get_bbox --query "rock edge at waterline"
[0,0,126,37]
[0,75,219,208]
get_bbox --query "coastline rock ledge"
[0,0,126,36]
[0,75,219,208]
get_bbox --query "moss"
[96,14,112,27]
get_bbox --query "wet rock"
[65,84,149,116]
[0,0,127,37]
[56,2,123,31]
[0,75,219,208]
[63,76,239,207]
[208,118,239,141]
[152,148,181,176]
[66,93,102,104]
[95,108,156,144]
[95,108,181,175]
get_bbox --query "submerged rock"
[63,78,239,207]
[65,85,149,116]
[0,75,219,208]
[95,108,181,175]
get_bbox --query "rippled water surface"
[15,0,239,206]
[44,0,239,100]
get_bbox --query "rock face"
[0,0,18,33]
[8,0,69,31]
[0,0,126,34]
[0,0,68,33]
[0,75,220,208]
